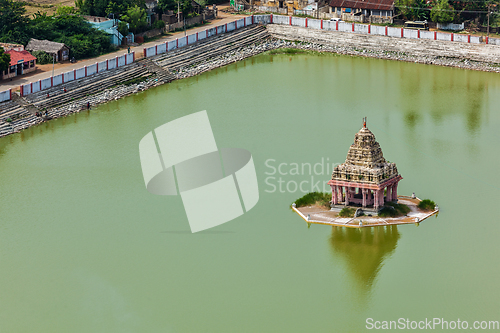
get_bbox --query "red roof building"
[1,50,37,80]
[329,0,394,23]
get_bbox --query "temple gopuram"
[327,118,402,211]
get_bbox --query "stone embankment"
[266,25,500,72]
[1,23,500,138]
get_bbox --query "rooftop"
[26,39,68,54]
[0,43,24,52]
[5,49,37,66]
[328,0,394,11]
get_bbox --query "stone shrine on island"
[328,118,402,211]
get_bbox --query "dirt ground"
[14,0,75,16]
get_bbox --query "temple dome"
[332,119,399,185]
[345,126,386,168]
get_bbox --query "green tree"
[121,5,147,33]
[395,0,429,21]
[430,0,454,23]
[410,0,429,21]
[395,0,414,20]
[77,0,146,17]
[118,20,129,36]
[0,0,30,44]
[0,47,11,73]
[56,5,76,15]
[158,0,176,12]
[181,0,193,17]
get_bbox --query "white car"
[330,18,342,22]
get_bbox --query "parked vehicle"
[330,17,342,22]
[404,21,429,30]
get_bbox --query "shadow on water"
[329,225,401,303]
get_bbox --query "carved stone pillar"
[332,185,338,205]
[345,187,350,206]
[386,185,392,202]
[362,188,367,207]
[374,189,379,209]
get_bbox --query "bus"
[404,21,429,30]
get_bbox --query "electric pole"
[177,0,180,23]
[487,2,491,38]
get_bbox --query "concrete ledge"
[267,24,500,65]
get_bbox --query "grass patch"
[294,192,331,209]
[265,48,308,55]
[339,207,356,218]
[418,199,436,211]
[379,202,411,218]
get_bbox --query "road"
[0,13,247,91]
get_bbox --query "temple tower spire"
[328,121,402,211]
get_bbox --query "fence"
[255,6,287,14]
[2,14,499,102]
[19,52,135,97]
[0,89,11,103]
[267,14,499,46]
[141,16,262,59]
[437,22,465,31]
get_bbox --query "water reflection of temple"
[329,226,400,296]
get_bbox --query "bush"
[153,19,165,30]
[294,192,331,208]
[386,201,411,215]
[378,206,397,217]
[339,207,356,218]
[418,199,436,211]
[379,202,411,217]
[31,50,53,64]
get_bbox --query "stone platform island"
[292,119,439,228]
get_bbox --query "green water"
[1,53,499,332]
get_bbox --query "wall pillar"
[345,187,349,206]
[392,182,399,201]
[374,189,379,209]
[362,188,367,207]
[386,185,392,202]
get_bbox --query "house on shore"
[26,39,70,62]
[1,44,37,80]
[145,0,159,24]
[84,16,134,46]
[328,0,394,23]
